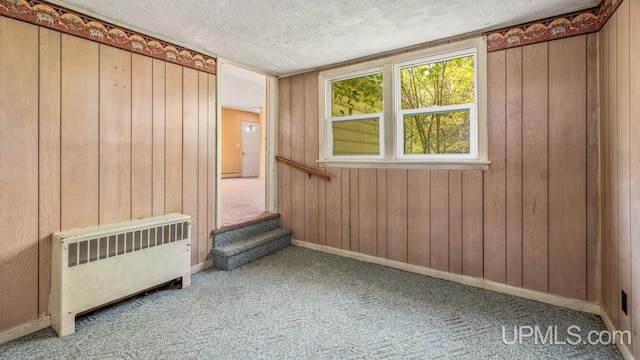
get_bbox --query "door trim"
[266,76,279,214]
[215,59,279,229]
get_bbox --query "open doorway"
[219,62,268,227]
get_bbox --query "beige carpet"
[221,177,266,226]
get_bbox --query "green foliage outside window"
[330,73,383,156]
[328,55,474,157]
[331,73,383,117]
[401,56,474,154]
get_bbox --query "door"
[241,121,260,177]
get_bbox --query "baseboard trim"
[0,261,213,345]
[0,316,50,345]
[292,240,600,314]
[600,309,636,360]
[191,259,214,274]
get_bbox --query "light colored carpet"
[0,247,621,359]
[221,177,265,226]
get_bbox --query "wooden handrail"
[275,156,331,181]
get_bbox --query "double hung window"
[319,37,488,169]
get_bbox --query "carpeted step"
[214,217,281,248]
[212,227,292,270]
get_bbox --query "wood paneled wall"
[0,16,216,333]
[601,1,640,356]
[280,34,599,302]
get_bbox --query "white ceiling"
[53,0,599,76]
[220,63,266,113]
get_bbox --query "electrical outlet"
[622,290,628,315]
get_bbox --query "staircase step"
[213,216,280,248]
[212,227,292,270]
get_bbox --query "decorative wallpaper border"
[0,0,624,66]
[0,0,216,74]
[486,0,622,52]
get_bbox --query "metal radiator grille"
[68,221,190,267]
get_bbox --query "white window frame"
[318,36,489,170]
[325,68,384,160]
[395,48,478,160]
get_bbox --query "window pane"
[331,73,383,117]
[333,118,380,156]
[400,55,474,110]
[403,110,470,155]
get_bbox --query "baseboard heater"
[51,213,192,337]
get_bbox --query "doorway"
[219,62,267,227]
[241,121,260,177]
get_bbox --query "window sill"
[317,159,491,170]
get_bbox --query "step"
[213,216,281,248]
[212,227,292,270]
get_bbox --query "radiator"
[51,213,192,337]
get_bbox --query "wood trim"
[276,156,331,181]
[0,316,50,345]
[266,76,280,214]
[1,257,211,343]
[0,0,216,74]
[212,213,280,235]
[191,259,213,274]
[600,309,636,360]
[317,159,491,170]
[291,239,601,314]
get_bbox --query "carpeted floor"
[0,247,621,359]
[221,177,265,226]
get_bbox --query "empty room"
[0,0,638,358]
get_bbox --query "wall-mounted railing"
[275,156,331,181]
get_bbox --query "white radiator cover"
[51,213,192,337]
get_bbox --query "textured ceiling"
[52,0,599,76]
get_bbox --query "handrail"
[275,156,331,181]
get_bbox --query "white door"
[241,121,260,177]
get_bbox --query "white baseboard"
[600,309,636,360]
[0,316,50,345]
[0,260,213,345]
[0,245,623,353]
[191,259,214,274]
[291,239,600,314]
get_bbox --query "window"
[328,71,383,158]
[318,37,488,169]
[396,51,476,159]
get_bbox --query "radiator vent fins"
[68,221,189,268]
